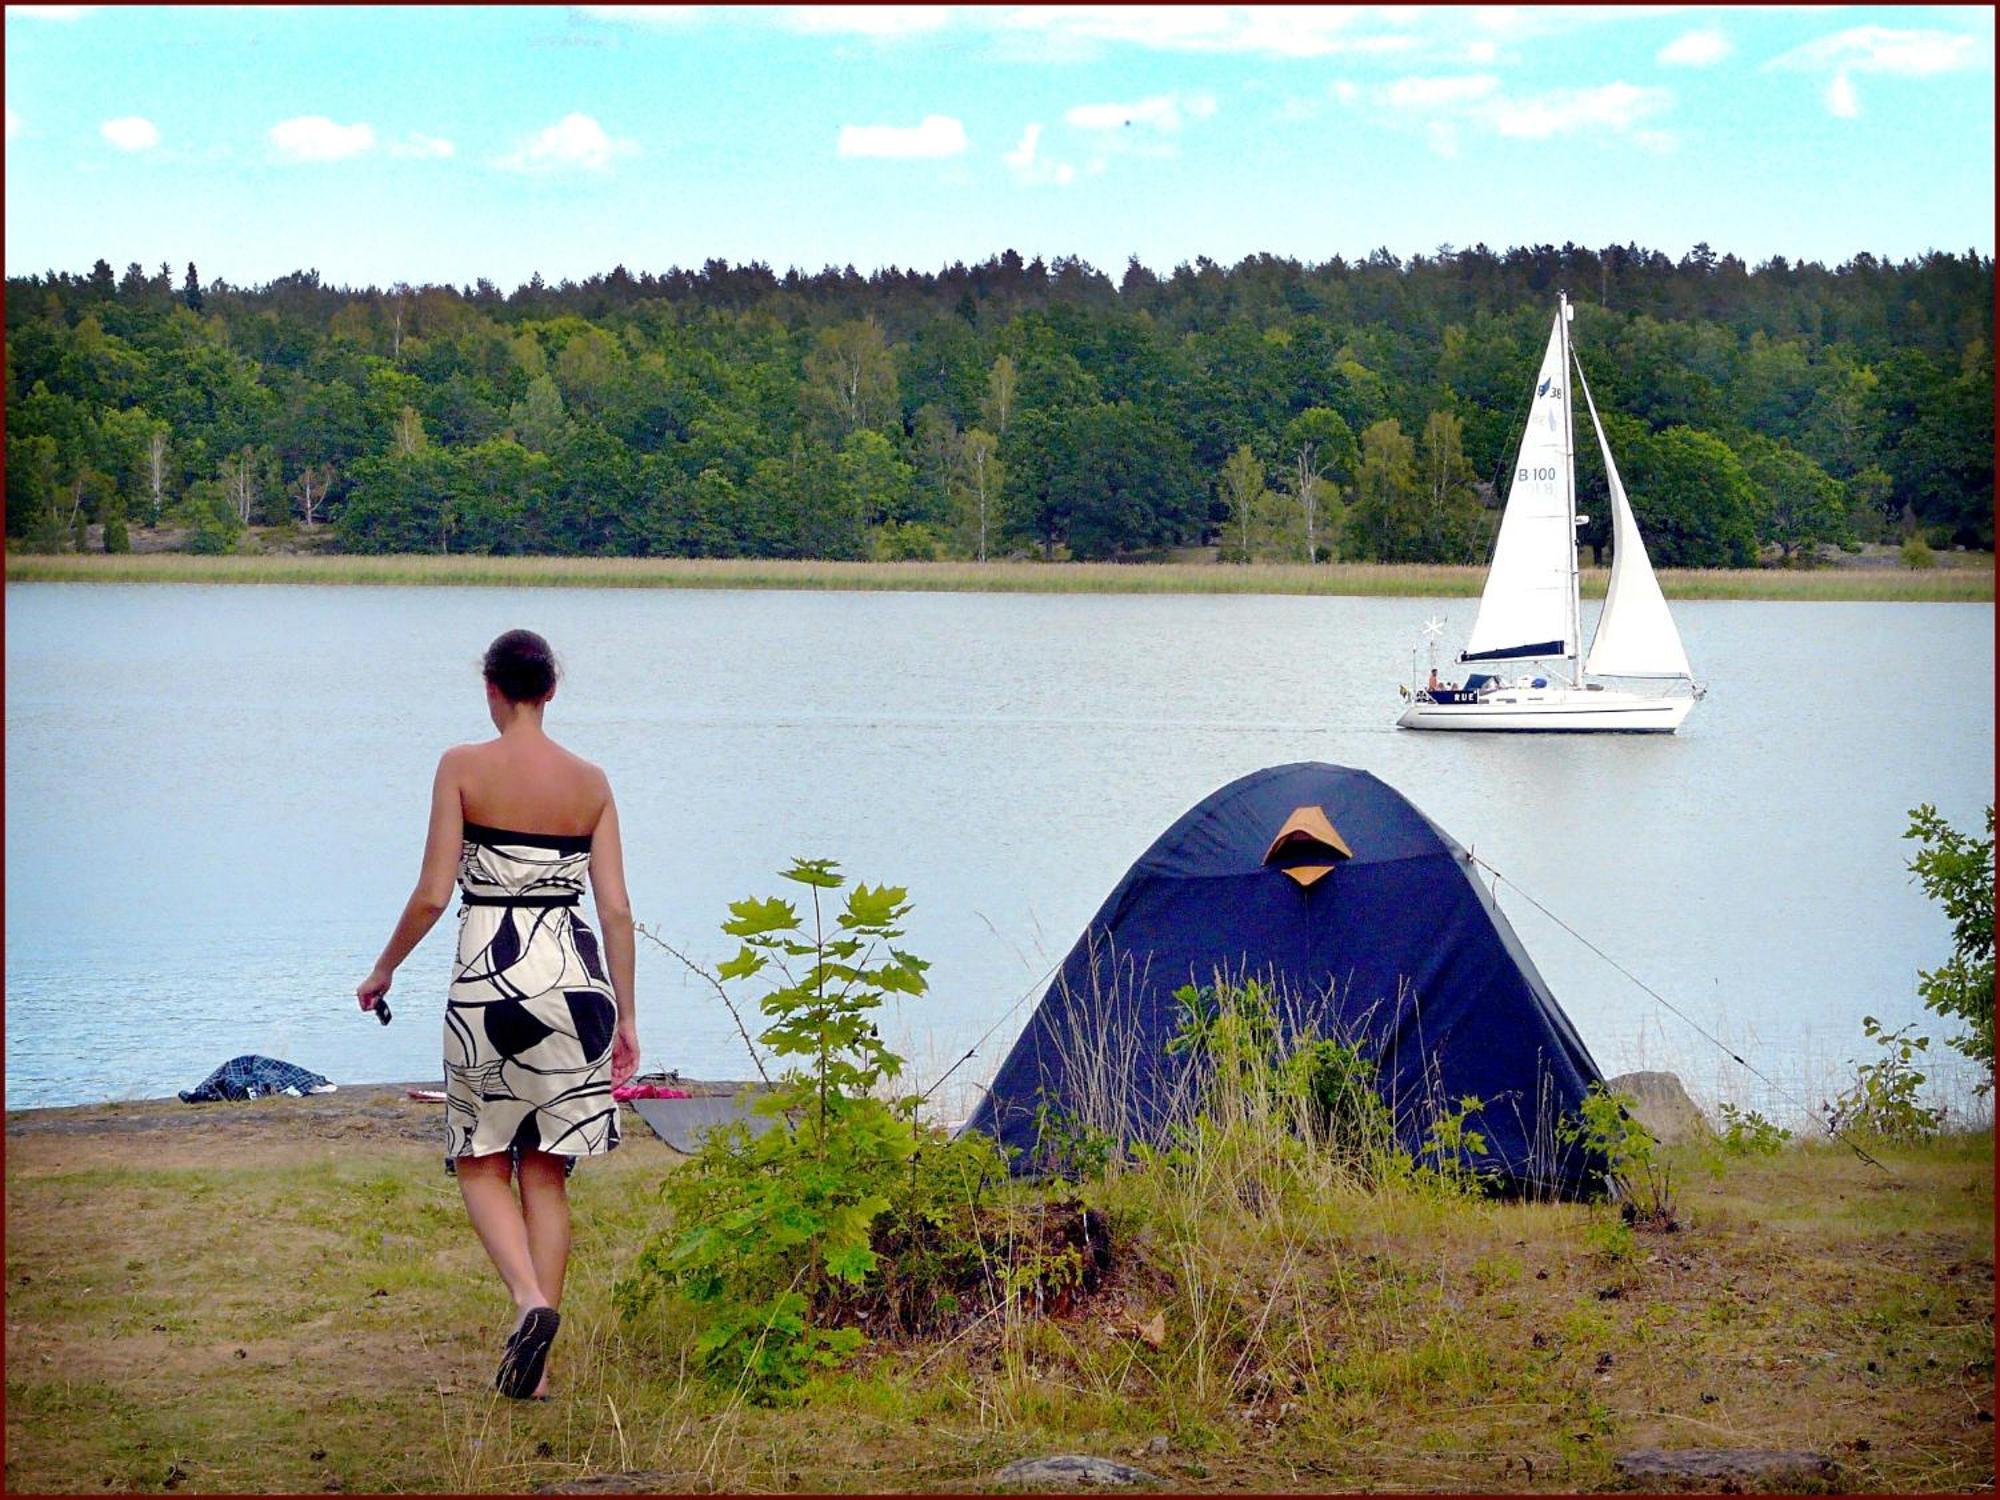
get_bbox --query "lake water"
[5,582,1993,1123]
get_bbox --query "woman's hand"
[357,966,394,1014]
[611,1021,640,1088]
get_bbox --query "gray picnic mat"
[628,1090,779,1153]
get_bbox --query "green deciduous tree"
[838,427,916,531]
[1280,407,1357,563]
[952,427,1003,562]
[1218,444,1269,564]
[509,374,568,453]
[1345,418,1419,563]
[1610,418,1759,568]
[1740,435,1851,562]
[1904,803,1995,1082]
[1414,410,1487,564]
[803,319,898,439]
[1006,401,1200,561]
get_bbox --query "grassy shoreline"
[6,550,1993,601]
[5,1088,1992,1494]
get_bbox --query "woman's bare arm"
[357,750,466,1011]
[589,788,640,1084]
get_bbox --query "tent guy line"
[919,952,1066,1109]
[1470,852,1889,1173]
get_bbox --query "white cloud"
[781,5,950,36]
[1490,81,1670,139]
[498,112,636,173]
[574,4,700,23]
[389,132,455,159]
[269,114,375,162]
[1350,72,1672,152]
[1658,27,1730,67]
[993,5,1707,62]
[1764,24,1989,119]
[5,106,20,140]
[99,115,160,151]
[1002,121,1075,185]
[5,5,100,18]
[995,6,1424,60]
[1065,91,1216,132]
[1768,24,1988,78]
[1384,74,1498,109]
[836,113,967,158]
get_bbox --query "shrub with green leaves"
[1827,1016,1946,1144]
[618,859,957,1399]
[1716,1103,1792,1157]
[1562,1084,1676,1227]
[1904,803,1994,1083]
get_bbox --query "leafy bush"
[1716,1103,1791,1157]
[618,859,1036,1402]
[183,525,232,555]
[1901,533,1936,569]
[1562,1084,1676,1227]
[1827,1016,1945,1144]
[102,503,130,554]
[618,859,930,1397]
[1904,803,1995,1082]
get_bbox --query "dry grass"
[3,1086,1991,1493]
[6,551,1992,601]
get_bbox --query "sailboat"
[1397,292,1702,733]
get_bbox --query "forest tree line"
[5,242,1992,565]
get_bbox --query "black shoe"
[495,1306,560,1400]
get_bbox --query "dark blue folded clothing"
[178,1054,334,1103]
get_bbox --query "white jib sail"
[1461,313,1575,664]
[1574,359,1694,681]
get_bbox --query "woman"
[356,629,639,1400]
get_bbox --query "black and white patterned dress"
[442,822,621,1175]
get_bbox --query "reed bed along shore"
[7,550,1993,602]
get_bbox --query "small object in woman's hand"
[375,999,393,1026]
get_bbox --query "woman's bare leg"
[517,1152,573,1307]
[517,1152,573,1397]
[456,1154,548,1327]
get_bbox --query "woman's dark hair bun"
[483,629,559,704]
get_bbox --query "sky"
[3,4,1994,290]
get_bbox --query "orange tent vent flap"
[1262,805,1354,887]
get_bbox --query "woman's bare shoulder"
[538,740,613,814]
[437,741,487,772]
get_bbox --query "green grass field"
[4,1089,1991,1494]
[6,551,1993,601]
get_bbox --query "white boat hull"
[1398,685,1694,733]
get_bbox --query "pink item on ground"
[612,1084,694,1102]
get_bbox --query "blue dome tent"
[962,763,1609,1196]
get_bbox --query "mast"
[1559,291,1581,686]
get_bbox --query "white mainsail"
[1574,362,1694,681]
[1460,312,1575,665]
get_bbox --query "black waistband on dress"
[463,820,594,854]
[459,891,582,908]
